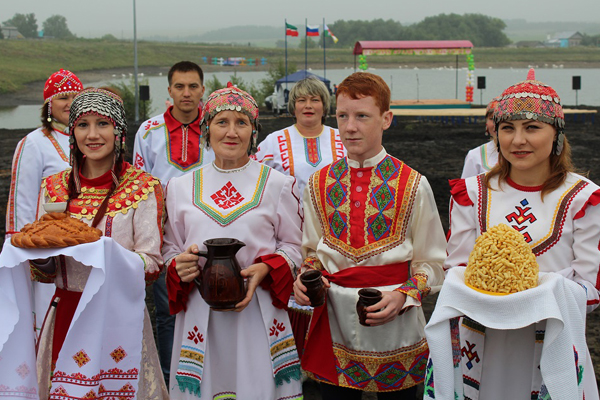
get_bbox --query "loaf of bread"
[11,212,102,248]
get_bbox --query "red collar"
[163,106,201,135]
[506,176,544,192]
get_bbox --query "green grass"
[1,38,600,94]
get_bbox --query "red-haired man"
[294,72,446,399]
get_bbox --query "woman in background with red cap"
[5,68,83,338]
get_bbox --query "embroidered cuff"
[139,254,162,286]
[394,273,430,304]
[301,255,323,272]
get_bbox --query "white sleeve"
[161,180,186,266]
[253,134,275,168]
[461,147,480,179]
[445,190,478,271]
[409,176,447,293]
[564,198,600,313]
[132,123,152,172]
[301,174,323,271]
[5,136,44,234]
[273,176,303,275]
[132,183,165,283]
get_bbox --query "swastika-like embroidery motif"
[505,199,537,242]
[188,325,204,344]
[16,362,30,379]
[110,346,127,363]
[73,350,91,368]
[269,318,285,337]
[211,182,245,209]
[134,153,145,169]
[461,341,480,370]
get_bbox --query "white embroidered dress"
[5,126,71,341]
[461,141,498,178]
[444,173,600,399]
[163,160,303,400]
[253,124,345,195]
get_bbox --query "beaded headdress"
[200,82,260,153]
[494,69,565,154]
[43,69,83,123]
[68,88,127,191]
[486,96,502,115]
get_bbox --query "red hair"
[336,72,390,114]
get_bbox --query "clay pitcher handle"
[194,249,208,286]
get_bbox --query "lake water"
[1,67,598,130]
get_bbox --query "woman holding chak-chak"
[432,70,600,400]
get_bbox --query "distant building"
[546,31,583,48]
[1,25,24,39]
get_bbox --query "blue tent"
[275,70,331,93]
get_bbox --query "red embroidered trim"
[506,176,544,192]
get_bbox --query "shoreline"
[2,61,600,108]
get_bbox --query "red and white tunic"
[461,141,498,179]
[301,149,446,392]
[253,124,345,195]
[132,107,214,187]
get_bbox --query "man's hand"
[174,245,200,283]
[293,272,330,306]
[365,291,406,326]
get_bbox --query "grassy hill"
[1,38,600,94]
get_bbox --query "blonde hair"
[288,77,331,123]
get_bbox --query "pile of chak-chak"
[11,212,102,248]
[465,224,539,294]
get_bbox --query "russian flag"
[306,25,320,37]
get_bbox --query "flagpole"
[304,18,308,78]
[323,18,326,82]
[285,19,288,93]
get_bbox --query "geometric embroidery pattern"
[304,137,322,167]
[310,156,420,263]
[193,165,271,227]
[187,325,204,345]
[110,346,127,363]
[309,339,429,392]
[269,319,286,337]
[210,182,245,210]
[461,341,480,370]
[72,350,91,368]
[16,362,30,379]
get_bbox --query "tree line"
[314,14,511,48]
[2,13,74,39]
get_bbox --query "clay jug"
[195,238,247,310]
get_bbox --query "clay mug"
[300,269,326,307]
[356,288,383,326]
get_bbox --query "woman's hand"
[365,291,406,326]
[292,271,330,306]
[174,245,200,283]
[234,262,271,312]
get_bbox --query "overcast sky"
[3,0,599,38]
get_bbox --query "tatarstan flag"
[286,23,299,37]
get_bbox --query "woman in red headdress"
[425,69,600,400]
[5,69,83,339]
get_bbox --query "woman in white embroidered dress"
[163,84,303,399]
[445,70,600,399]
[253,76,345,195]
[31,88,169,399]
[460,96,502,178]
[5,69,83,337]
